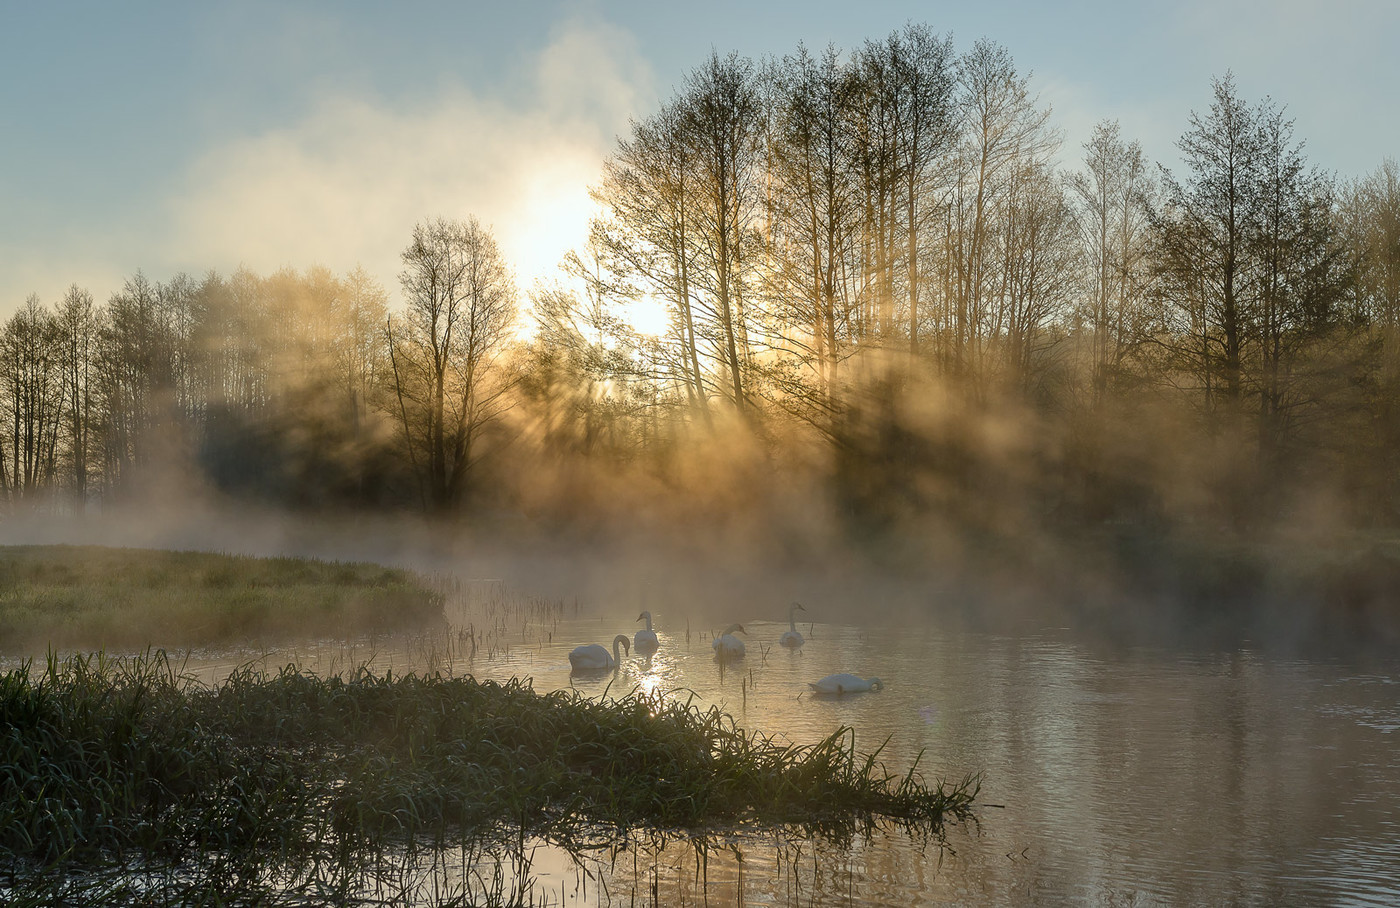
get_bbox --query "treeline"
[5,27,1399,550]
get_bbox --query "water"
[168,602,1400,905]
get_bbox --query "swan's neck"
[644,614,653,632]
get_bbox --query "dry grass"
[0,545,444,653]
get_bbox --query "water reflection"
[460,614,1400,906]
[59,601,1400,906]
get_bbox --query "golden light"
[504,162,599,288]
[614,293,671,338]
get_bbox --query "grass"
[0,545,445,653]
[0,650,979,906]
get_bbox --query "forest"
[4,28,1399,623]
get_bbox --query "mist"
[2,25,1398,664]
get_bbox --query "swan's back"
[569,643,611,670]
[809,673,880,694]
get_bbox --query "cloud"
[165,18,652,295]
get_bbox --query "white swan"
[809,673,883,695]
[712,623,747,660]
[634,611,659,655]
[569,634,630,672]
[779,601,806,648]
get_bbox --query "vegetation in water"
[0,650,978,906]
[0,545,445,654]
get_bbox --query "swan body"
[569,634,630,672]
[809,673,883,695]
[779,601,806,648]
[712,623,747,660]
[634,611,659,655]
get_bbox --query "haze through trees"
[1,27,1394,539]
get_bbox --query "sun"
[506,173,597,286]
[615,293,671,337]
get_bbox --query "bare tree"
[591,100,713,425]
[388,217,518,510]
[55,285,98,511]
[944,39,1057,391]
[682,52,766,418]
[0,295,64,507]
[1071,120,1155,404]
[765,44,862,431]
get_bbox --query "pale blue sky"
[2,1,1396,312]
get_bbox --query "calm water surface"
[196,606,1400,906]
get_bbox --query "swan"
[569,634,630,672]
[809,673,883,695]
[712,623,747,660]
[634,611,659,655]
[779,601,806,648]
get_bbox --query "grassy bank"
[0,545,444,653]
[0,651,978,906]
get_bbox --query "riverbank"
[0,545,444,653]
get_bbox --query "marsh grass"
[0,546,444,653]
[0,650,978,906]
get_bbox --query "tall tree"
[55,285,98,511]
[683,52,765,418]
[1249,107,1349,464]
[388,217,518,510]
[1155,74,1262,415]
[0,295,64,505]
[945,39,1056,391]
[1070,120,1154,404]
[591,101,713,425]
[765,44,862,431]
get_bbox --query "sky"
[2,0,1396,315]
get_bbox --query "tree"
[1070,120,1155,404]
[682,52,766,418]
[944,39,1056,391]
[1248,107,1350,465]
[55,285,98,511]
[764,43,862,432]
[1155,74,1262,416]
[591,100,713,425]
[388,217,518,511]
[0,295,64,506]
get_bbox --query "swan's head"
[790,601,805,612]
[721,623,746,636]
[613,634,631,656]
[637,611,651,623]
[869,677,884,691]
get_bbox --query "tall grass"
[0,650,978,906]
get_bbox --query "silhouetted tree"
[388,217,518,510]
[1155,74,1262,417]
[0,295,63,506]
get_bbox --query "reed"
[0,650,978,905]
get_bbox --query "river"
[214,592,1397,907]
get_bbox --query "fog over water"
[4,502,1398,905]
